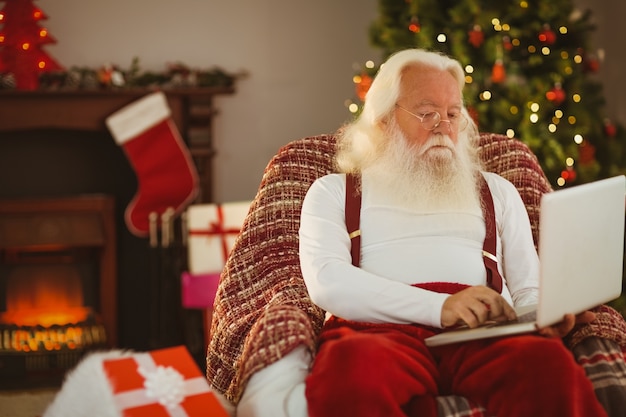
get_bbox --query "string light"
[574,134,584,144]
[437,33,447,43]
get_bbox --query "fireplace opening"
[0,195,116,388]
[2,260,93,329]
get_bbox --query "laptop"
[425,175,626,347]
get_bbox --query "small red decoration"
[468,25,484,48]
[584,55,600,73]
[491,60,506,83]
[502,36,513,51]
[355,72,373,102]
[578,140,596,165]
[604,119,617,137]
[467,106,480,129]
[0,0,64,90]
[538,25,557,45]
[408,16,421,33]
[546,83,566,105]
[560,167,577,183]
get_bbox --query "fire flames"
[3,324,106,352]
[1,264,105,352]
[1,264,89,327]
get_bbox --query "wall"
[573,0,626,126]
[40,1,624,203]
[40,0,380,203]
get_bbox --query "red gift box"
[102,345,229,417]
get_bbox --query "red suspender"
[345,173,362,267]
[345,173,504,293]
[479,175,504,293]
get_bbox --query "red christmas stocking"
[106,91,199,237]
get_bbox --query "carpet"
[0,389,58,417]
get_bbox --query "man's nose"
[432,120,452,134]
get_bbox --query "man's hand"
[538,311,596,338]
[441,285,517,328]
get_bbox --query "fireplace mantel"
[0,87,235,202]
[0,87,234,131]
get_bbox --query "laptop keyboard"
[513,309,537,324]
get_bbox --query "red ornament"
[604,119,617,137]
[502,36,513,51]
[468,25,484,48]
[538,25,557,45]
[355,72,373,102]
[584,56,600,73]
[408,16,421,33]
[0,0,64,90]
[491,60,506,83]
[546,84,566,105]
[578,140,596,165]
[560,167,577,183]
[467,106,480,129]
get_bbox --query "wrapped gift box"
[181,271,220,309]
[186,201,251,275]
[102,345,229,417]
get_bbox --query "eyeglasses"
[395,104,469,132]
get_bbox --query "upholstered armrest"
[238,304,320,391]
[206,135,336,404]
[565,305,626,350]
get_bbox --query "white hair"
[336,48,478,173]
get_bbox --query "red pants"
[305,319,607,417]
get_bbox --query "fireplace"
[0,195,116,388]
[0,88,235,384]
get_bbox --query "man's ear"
[378,114,390,130]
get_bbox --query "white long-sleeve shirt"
[299,171,539,329]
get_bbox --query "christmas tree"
[351,0,626,188]
[0,0,63,90]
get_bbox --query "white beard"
[363,121,482,214]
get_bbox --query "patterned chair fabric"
[206,132,626,415]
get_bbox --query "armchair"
[207,132,626,415]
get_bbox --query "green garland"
[0,57,245,91]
